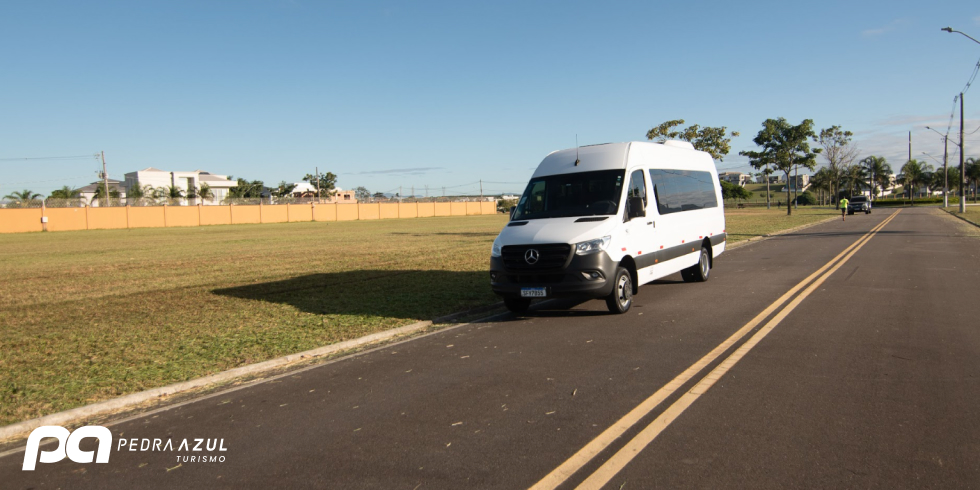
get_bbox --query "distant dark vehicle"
[847,195,871,215]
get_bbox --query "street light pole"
[941,27,977,212]
[925,126,949,208]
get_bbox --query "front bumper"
[489,251,618,299]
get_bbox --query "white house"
[123,168,238,205]
[718,172,752,187]
[78,179,127,206]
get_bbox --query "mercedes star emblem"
[525,248,540,265]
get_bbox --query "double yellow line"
[531,210,901,490]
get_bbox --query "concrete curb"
[0,319,433,443]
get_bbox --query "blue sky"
[2,0,979,197]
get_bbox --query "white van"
[490,141,726,314]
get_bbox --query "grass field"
[0,208,837,426]
[944,205,980,228]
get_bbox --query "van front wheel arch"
[606,266,634,314]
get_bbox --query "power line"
[0,154,100,162]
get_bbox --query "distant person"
[840,197,849,221]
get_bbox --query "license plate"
[521,287,547,298]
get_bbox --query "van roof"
[533,141,707,178]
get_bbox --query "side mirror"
[626,197,645,220]
[509,206,516,220]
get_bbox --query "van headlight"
[491,241,502,257]
[574,236,611,255]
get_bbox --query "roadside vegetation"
[0,209,836,426]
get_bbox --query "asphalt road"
[2,207,979,489]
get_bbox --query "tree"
[354,186,371,201]
[966,157,980,202]
[4,189,42,201]
[645,119,740,161]
[813,126,859,205]
[859,156,891,200]
[808,167,833,205]
[198,183,215,203]
[720,180,752,203]
[898,159,927,205]
[739,118,821,215]
[302,172,337,198]
[372,192,386,199]
[228,178,264,199]
[91,185,121,207]
[163,185,185,202]
[929,167,956,198]
[49,186,80,199]
[842,164,869,198]
[797,191,817,206]
[271,181,297,199]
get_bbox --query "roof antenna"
[574,134,580,166]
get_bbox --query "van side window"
[649,169,718,215]
[627,169,647,206]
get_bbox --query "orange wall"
[379,203,399,219]
[358,203,379,220]
[0,209,42,233]
[288,203,313,222]
[313,203,337,222]
[87,207,128,230]
[398,203,418,218]
[164,206,200,228]
[0,200,499,234]
[43,208,88,232]
[417,202,435,218]
[128,207,166,228]
[231,205,261,224]
[200,206,232,226]
[335,204,358,221]
[434,203,451,216]
[261,205,288,224]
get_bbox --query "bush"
[795,191,817,206]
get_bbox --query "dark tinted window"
[512,170,625,220]
[648,169,718,215]
[850,196,867,203]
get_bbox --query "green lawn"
[0,209,836,426]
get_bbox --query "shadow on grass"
[212,270,496,322]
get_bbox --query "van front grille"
[501,244,571,271]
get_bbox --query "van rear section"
[490,141,725,314]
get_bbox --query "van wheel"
[504,297,531,313]
[606,267,633,314]
[681,247,711,282]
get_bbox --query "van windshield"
[512,170,625,220]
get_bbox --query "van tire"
[504,297,531,313]
[606,266,633,314]
[682,247,711,283]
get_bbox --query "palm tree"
[4,189,42,201]
[91,185,121,207]
[197,183,215,203]
[48,186,80,199]
[860,156,891,201]
[842,165,869,198]
[809,167,833,205]
[966,157,980,203]
[899,159,927,205]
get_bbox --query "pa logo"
[23,426,112,471]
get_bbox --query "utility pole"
[960,93,966,213]
[908,131,912,163]
[101,151,110,207]
[315,167,320,202]
[943,135,949,208]
[480,179,483,200]
[424,185,428,198]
